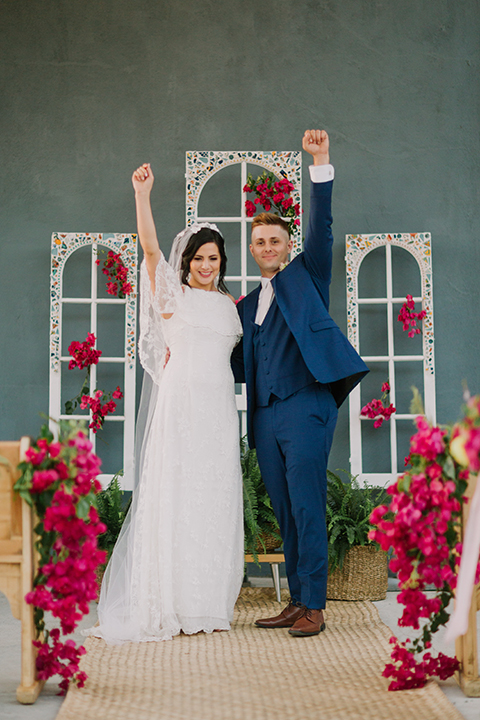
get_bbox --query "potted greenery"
[241,437,282,565]
[95,472,131,586]
[326,469,389,601]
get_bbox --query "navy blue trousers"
[252,383,338,609]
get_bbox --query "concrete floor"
[1,580,479,720]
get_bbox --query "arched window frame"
[186,150,302,432]
[346,232,435,485]
[49,232,138,489]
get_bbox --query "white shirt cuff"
[309,164,335,183]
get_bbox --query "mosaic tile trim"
[186,151,303,254]
[50,233,138,370]
[345,232,434,375]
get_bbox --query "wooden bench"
[245,553,285,602]
[455,471,480,696]
[0,438,44,704]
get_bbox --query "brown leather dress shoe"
[288,608,326,637]
[255,599,305,628]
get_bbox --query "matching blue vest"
[252,298,316,406]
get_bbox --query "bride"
[90,163,244,643]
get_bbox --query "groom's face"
[250,225,293,278]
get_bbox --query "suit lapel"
[242,284,261,384]
[244,284,261,332]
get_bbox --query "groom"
[232,130,368,636]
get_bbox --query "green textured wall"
[1,0,479,473]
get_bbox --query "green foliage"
[241,437,281,565]
[409,385,425,416]
[64,374,90,416]
[326,469,388,572]
[95,472,131,561]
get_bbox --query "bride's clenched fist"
[132,163,154,194]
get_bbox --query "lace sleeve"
[138,255,182,386]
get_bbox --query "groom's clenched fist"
[302,130,330,166]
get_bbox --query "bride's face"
[189,242,221,291]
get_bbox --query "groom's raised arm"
[302,130,335,286]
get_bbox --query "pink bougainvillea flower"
[18,425,107,694]
[361,395,396,428]
[243,172,301,235]
[68,334,102,371]
[31,469,59,493]
[25,447,47,466]
[79,387,121,432]
[368,405,480,691]
[398,296,426,338]
[97,250,132,299]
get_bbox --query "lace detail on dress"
[138,256,182,386]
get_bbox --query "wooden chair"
[455,471,480,696]
[0,438,44,704]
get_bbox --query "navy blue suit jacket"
[232,179,369,446]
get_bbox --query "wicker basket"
[254,530,283,554]
[326,545,388,601]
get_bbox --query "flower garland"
[95,250,133,298]
[243,171,301,235]
[369,413,480,690]
[65,333,123,433]
[14,422,106,694]
[361,381,396,428]
[398,295,426,338]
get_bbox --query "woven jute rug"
[55,588,463,720]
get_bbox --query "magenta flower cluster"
[243,172,301,235]
[80,386,123,433]
[65,334,123,432]
[383,638,461,690]
[398,295,426,338]
[68,333,102,370]
[95,250,133,298]
[360,381,396,428]
[369,414,479,690]
[17,426,107,694]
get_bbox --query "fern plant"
[95,472,131,562]
[241,436,282,565]
[326,469,388,572]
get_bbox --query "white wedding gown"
[89,255,244,644]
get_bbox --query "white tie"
[255,277,274,325]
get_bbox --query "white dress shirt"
[255,277,274,325]
[254,164,334,326]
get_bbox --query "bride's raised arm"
[132,163,181,320]
[132,163,162,291]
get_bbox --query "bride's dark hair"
[180,227,229,294]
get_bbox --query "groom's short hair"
[251,213,290,238]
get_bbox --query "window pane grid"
[346,233,435,486]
